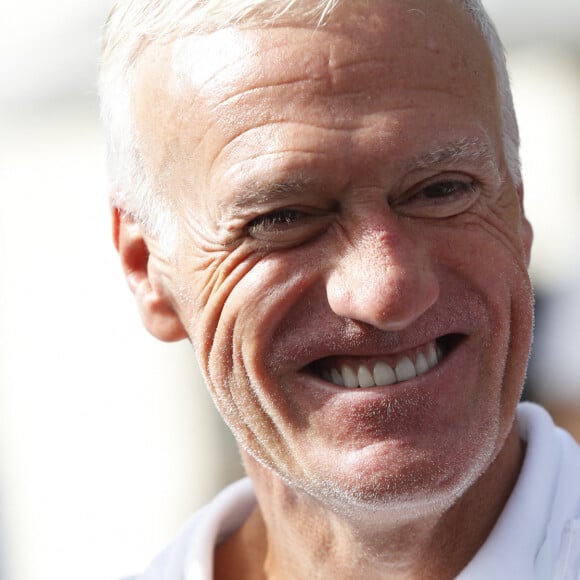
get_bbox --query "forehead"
[132,0,499,195]
[169,1,484,90]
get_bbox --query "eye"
[392,177,480,219]
[247,209,304,232]
[245,208,330,246]
[422,180,475,199]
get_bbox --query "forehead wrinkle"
[209,75,325,115]
[325,54,392,84]
[205,48,340,114]
[208,120,361,182]
[172,31,333,105]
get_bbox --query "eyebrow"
[408,137,498,173]
[225,173,320,213]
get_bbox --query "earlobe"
[112,207,188,342]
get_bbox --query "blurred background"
[0,1,578,578]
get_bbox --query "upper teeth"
[321,341,441,389]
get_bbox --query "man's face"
[133,1,533,510]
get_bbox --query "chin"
[280,433,500,519]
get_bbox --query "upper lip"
[268,322,467,374]
[309,332,461,367]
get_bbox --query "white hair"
[99,0,521,254]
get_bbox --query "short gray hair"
[99,0,521,253]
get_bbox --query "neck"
[215,426,524,580]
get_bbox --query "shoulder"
[458,403,580,578]
[124,478,256,580]
[518,401,580,478]
[518,402,580,576]
[517,402,580,514]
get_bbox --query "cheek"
[192,255,324,471]
[185,249,316,406]
[215,259,317,390]
[440,223,534,400]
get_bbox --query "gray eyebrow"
[226,173,319,212]
[409,137,498,172]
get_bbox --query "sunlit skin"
[115,1,534,577]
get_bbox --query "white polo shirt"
[128,403,580,580]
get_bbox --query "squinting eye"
[423,181,475,199]
[245,207,331,246]
[393,179,480,219]
[247,209,304,234]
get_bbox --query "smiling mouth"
[310,335,463,389]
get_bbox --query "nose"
[325,215,439,331]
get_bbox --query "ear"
[516,183,533,267]
[112,206,188,342]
